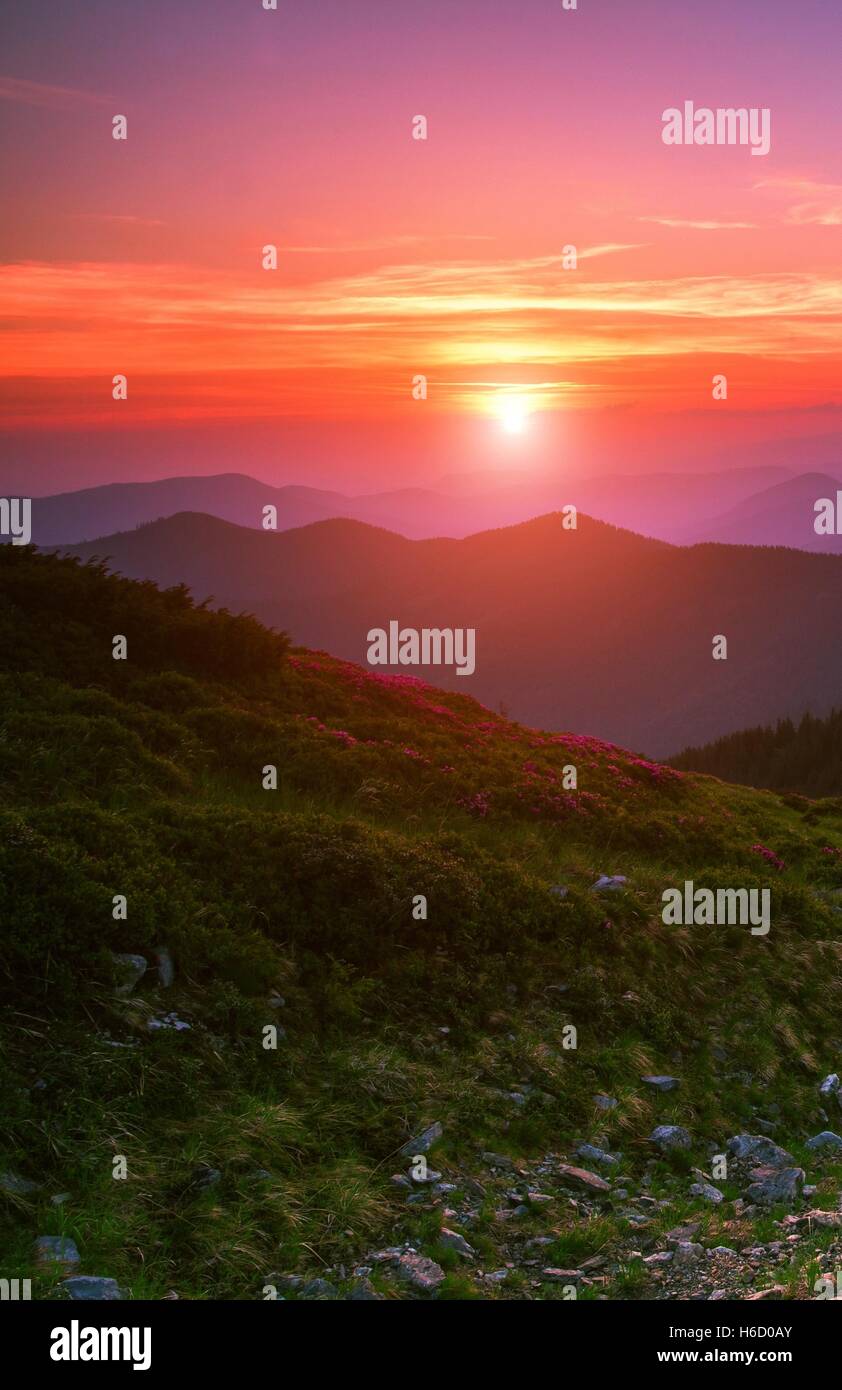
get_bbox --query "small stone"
[727,1135,794,1167]
[549,885,569,900]
[0,1170,39,1196]
[641,1075,681,1092]
[154,947,175,988]
[576,1143,618,1168]
[482,1151,515,1170]
[819,1074,840,1098]
[61,1277,124,1301]
[51,1193,71,1207]
[690,1181,724,1205]
[112,953,148,997]
[301,1278,338,1299]
[147,1012,190,1032]
[644,1252,674,1266]
[396,1252,445,1293]
[408,1166,442,1185]
[439,1228,475,1257]
[346,1279,382,1301]
[400,1122,443,1158]
[806,1131,842,1151]
[745,1167,804,1206]
[673,1242,704,1265]
[591,875,628,893]
[593,1094,618,1111]
[541,1268,582,1281]
[193,1166,221,1190]
[650,1125,691,1152]
[556,1164,611,1193]
[35,1236,80,1269]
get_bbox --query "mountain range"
[21,463,842,549]
[61,509,842,757]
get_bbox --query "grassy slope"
[1,547,842,1300]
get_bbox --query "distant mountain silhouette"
[61,511,842,756]
[25,465,800,547]
[680,472,842,551]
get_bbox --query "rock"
[666,1223,700,1245]
[641,1075,681,1092]
[593,1094,618,1111]
[268,992,285,1009]
[300,1278,338,1299]
[482,1151,515,1170]
[51,1193,71,1206]
[727,1134,794,1168]
[806,1131,842,1152]
[650,1125,691,1152]
[147,1012,190,1032]
[112,953,148,997]
[154,947,175,988]
[746,1286,786,1301]
[61,1277,124,1301]
[709,1247,739,1259]
[408,1167,442,1185]
[643,1252,673,1266]
[0,1169,39,1196]
[439,1228,475,1257]
[35,1236,80,1269]
[396,1252,445,1293]
[745,1166,804,1206]
[576,1144,618,1168]
[556,1164,611,1193]
[346,1279,383,1301]
[690,1181,724,1204]
[673,1242,704,1265]
[591,875,628,893]
[390,1174,412,1190]
[549,886,569,900]
[541,1268,582,1282]
[192,1166,221,1190]
[524,1236,555,1251]
[819,1074,840,1097]
[400,1122,443,1157]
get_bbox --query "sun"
[497,395,530,435]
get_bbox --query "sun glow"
[497,395,531,435]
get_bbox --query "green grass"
[2,546,842,1299]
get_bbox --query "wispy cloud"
[0,75,110,109]
[639,217,757,230]
[754,177,842,226]
[70,214,166,228]
[1,255,840,422]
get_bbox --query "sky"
[1,0,841,494]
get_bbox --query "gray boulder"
[61,1277,124,1301]
[745,1167,804,1206]
[591,875,628,893]
[112,953,148,996]
[806,1131,842,1152]
[727,1134,794,1168]
[650,1125,691,1152]
[396,1252,445,1293]
[400,1122,443,1157]
[35,1236,80,1269]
